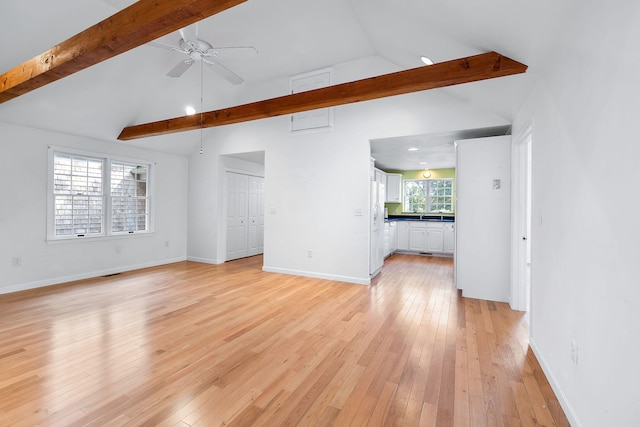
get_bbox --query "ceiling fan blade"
[147,40,185,53]
[203,58,243,85]
[207,46,259,58]
[167,59,194,77]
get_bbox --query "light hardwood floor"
[0,254,569,426]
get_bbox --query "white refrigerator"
[370,169,385,278]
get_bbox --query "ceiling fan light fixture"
[420,56,434,66]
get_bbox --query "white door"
[226,172,249,261]
[248,176,265,256]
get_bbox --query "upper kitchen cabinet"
[386,173,402,203]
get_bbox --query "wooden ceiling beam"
[117,51,527,140]
[0,0,247,104]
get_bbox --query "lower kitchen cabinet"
[393,219,454,257]
[409,222,427,252]
[397,221,409,251]
[383,222,390,257]
[426,223,444,253]
[389,221,398,253]
[383,221,399,258]
[443,223,455,254]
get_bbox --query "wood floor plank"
[0,254,569,426]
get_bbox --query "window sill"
[46,231,155,245]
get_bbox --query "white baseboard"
[187,256,225,265]
[261,266,370,285]
[530,337,582,427]
[0,256,187,295]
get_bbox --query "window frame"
[47,146,154,242]
[402,178,454,214]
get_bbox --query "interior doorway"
[511,126,533,318]
[220,152,266,263]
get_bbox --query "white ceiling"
[0,0,580,161]
[371,125,511,171]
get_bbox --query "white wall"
[455,136,511,302]
[187,55,512,284]
[513,3,640,426]
[0,122,189,294]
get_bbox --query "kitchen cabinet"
[375,169,387,189]
[397,221,409,250]
[389,221,398,253]
[386,173,402,203]
[393,219,454,256]
[443,223,455,254]
[409,222,427,252]
[426,223,444,253]
[383,222,390,258]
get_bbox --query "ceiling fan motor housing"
[179,38,217,59]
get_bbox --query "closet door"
[226,172,249,261]
[247,176,265,256]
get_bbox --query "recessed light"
[408,147,419,151]
[420,56,434,66]
[419,162,428,165]
[185,106,196,115]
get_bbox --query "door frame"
[510,122,533,314]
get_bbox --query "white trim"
[224,167,264,178]
[530,338,583,427]
[262,265,370,285]
[510,121,533,312]
[47,145,155,242]
[46,231,155,245]
[0,257,187,295]
[187,256,225,265]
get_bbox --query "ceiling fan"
[148,23,258,85]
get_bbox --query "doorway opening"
[511,125,533,320]
[220,152,265,264]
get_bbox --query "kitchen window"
[403,178,453,213]
[48,147,152,240]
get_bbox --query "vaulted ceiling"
[0,0,579,162]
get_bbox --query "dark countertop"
[386,215,455,222]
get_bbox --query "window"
[49,147,151,240]
[111,162,149,233]
[403,179,453,213]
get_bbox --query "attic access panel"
[290,68,333,133]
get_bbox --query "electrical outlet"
[12,257,22,267]
[307,249,313,258]
[570,339,578,365]
[165,241,170,247]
